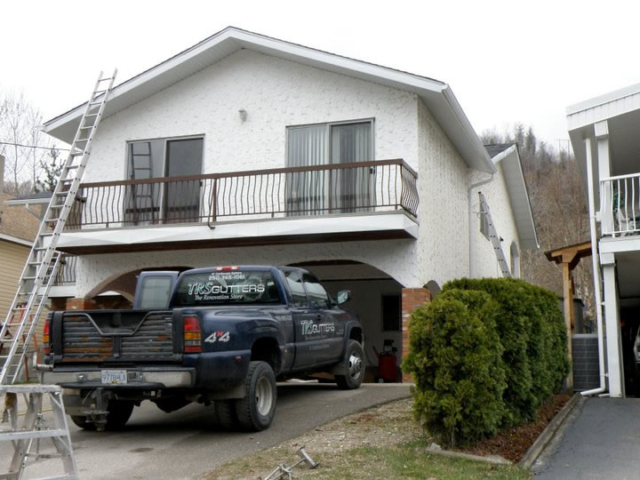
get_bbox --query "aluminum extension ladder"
[0,70,117,385]
[478,192,512,278]
[0,70,117,480]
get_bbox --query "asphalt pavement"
[534,397,640,479]
[0,382,411,479]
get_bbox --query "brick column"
[64,298,97,310]
[401,287,431,383]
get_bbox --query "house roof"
[484,144,539,249]
[0,193,40,245]
[5,190,52,207]
[42,26,496,174]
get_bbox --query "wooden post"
[562,262,574,390]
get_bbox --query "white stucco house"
[568,83,640,397]
[41,27,537,375]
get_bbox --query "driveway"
[534,397,640,479]
[1,383,411,479]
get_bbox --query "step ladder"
[0,70,117,386]
[478,192,512,278]
[1,385,77,479]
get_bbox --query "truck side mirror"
[336,290,351,305]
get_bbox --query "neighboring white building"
[568,83,640,397]
[42,27,537,373]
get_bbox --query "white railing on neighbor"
[600,173,640,236]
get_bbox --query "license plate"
[101,370,127,385]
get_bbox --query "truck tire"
[214,400,238,430]
[335,340,365,390]
[70,400,134,431]
[235,361,277,431]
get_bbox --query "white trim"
[0,232,33,247]
[567,82,640,116]
[53,212,418,250]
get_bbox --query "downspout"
[468,173,495,278]
[581,136,607,396]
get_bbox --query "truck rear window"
[172,270,282,306]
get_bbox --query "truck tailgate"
[56,310,180,363]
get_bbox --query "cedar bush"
[443,278,570,426]
[403,289,506,446]
[403,277,570,447]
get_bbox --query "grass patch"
[205,399,531,479]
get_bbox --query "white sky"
[2,0,639,152]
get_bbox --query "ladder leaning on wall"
[0,69,117,480]
[478,192,512,278]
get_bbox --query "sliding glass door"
[286,120,374,215]
[126,137,203,225]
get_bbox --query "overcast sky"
[2,0,638,152]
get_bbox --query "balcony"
[54,159,419,254]
[600,173,640,237]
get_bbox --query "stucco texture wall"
[469,163,521,278]
[85,49,419,182]
[416,98,470,287]
[75,239,421,298]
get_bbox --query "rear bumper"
[42,367,195,389]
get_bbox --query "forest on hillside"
[483,125,594,326]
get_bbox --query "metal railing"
[64,159,419,230]
[53,255,77,286]
[600,173,640,236]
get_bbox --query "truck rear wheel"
[235,361,277,431]
[336,340,365,390]
[70,400,134,431]
[214,400,238,430]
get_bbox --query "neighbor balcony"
[52,159,419,255]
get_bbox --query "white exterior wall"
[86,49,419,181]
[75,239,419,297]
[66,49,523,295]
[469,164,521,278]
[416,99,470,287]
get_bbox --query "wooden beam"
[562,262,574,390]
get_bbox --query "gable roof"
[484,144,538,249]
[0,193,40,245]
[42,27,495,174]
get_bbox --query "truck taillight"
[183,315,202,353]
[43,316,51,355]
[215,266,239,271]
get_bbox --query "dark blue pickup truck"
[42,266,364,431]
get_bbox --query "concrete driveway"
[1,383,411,479]
[535,397,640,479]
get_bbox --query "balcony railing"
[53,254,77,286]
[600,173,640,236]
[63,159,418,230]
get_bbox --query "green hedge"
[403,277,570,446]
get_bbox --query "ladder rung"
[98,76,114,81]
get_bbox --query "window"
[172,270,281,306]
[302,274,330,309]
[126,136,203,225]
[382,295,401,332]
[286,120,374,214]
[138,276,175,309]
[284,270,307,307]
[510,242,521,278]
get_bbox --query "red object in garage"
[374,340,398,383]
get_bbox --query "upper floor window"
[286,120,374,214]
[126,136,203,225]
